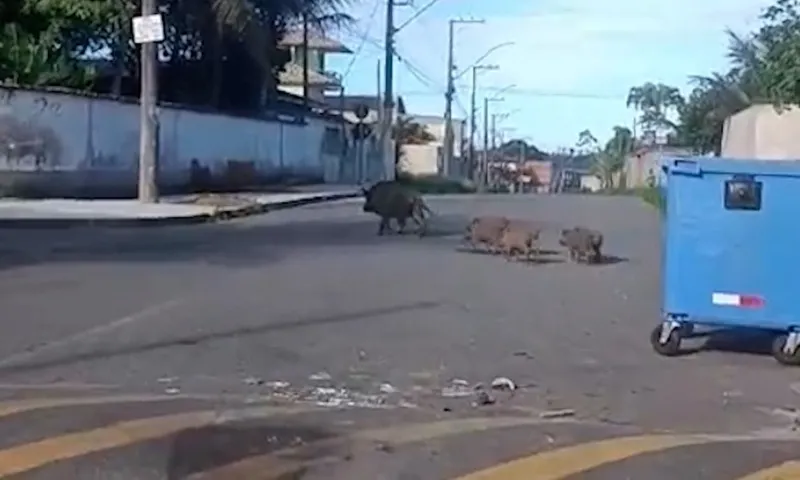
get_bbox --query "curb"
[0,192,360,229]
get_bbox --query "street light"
[456,41,515,80]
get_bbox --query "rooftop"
[279,28,352,53]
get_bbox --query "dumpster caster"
[650,322,682,357]
[772,332,800,366]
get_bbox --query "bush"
[637,186,665,213]
[395,173,477,194]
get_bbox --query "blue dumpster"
[652,157,800,365]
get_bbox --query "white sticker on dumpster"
[712,293,740,306]
[712,292,764,308]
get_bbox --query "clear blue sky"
[326,0,771,152]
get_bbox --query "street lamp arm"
[455,41,515,80]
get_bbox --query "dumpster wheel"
[771,334,800,366]
[650,324,682,357]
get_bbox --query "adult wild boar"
[463,216,510,253]
[559,226,603,263]
[498,222,540,262]
[362,181,432,236]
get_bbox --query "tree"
[758,0,800,106]
[626,82,684,135]
[575,129,598,154]
[0,0,354,112]
[592,126,633,190]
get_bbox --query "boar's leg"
[396,216,407,234]
[378,216,391,235]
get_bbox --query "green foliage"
[625,0,800,155]
[0,0,354,111]
[638,186,665,214]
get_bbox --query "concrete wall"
[0,86,350,197]
[399,144,439,176]
[721,104,800,159]
[580,174,601,192]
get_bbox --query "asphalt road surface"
[1,194,800,479]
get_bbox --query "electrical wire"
[340,0,382,80]
[398,87,626,99]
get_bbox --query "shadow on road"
[0,300,442,374]
[666,327,777,358]
[0,212,473,271]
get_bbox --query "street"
[0,194,799,479]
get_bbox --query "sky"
[325,0,773,152]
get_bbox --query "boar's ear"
[561,229,569,236]
[360,187,368,196]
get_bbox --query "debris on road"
[165,387,181,395]
[266,380,290,389]
[243,376,264,386]
[157,376,178,384]
[513,351,534,359]
[491,376,516,391]
[473,391,495,406]
[540,408,576,419]
[309,371,333,381]
[441,379,474,398]
[379,382,397,394]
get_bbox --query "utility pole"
[381,0,395,181]
[133,0,163,202]
[482,97,489,189]
[470,67,478,181]
[443,18,483,178]
[469,64,497,182]
[302,12,309,108]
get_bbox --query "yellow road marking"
[189,416,582,479]
[454,434,721,480]
[737,461,800,479]
[0,405,314,477]
[0,393,273,419]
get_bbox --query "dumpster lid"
[662,157,800,177]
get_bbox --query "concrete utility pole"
[381,0,395,181]
[302,12,309,108]
[469,64,497,182]
[443,18,483,178]
[482,97,489,189]
[137,0,160,202]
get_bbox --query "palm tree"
[676,29,771,154]
[626,82,684,135]
[591,126,632,190]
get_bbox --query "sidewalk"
[0,188,361,228]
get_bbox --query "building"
[399,114,467,178]
[721,104,800,159]
[277,28,352,103]
[624,146,693,189]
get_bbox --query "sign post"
[132,11,164,202]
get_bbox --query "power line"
[397,87,627,99]
[340,0,382,79]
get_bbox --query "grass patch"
[395,173,477,194]
[636,186,665,213]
